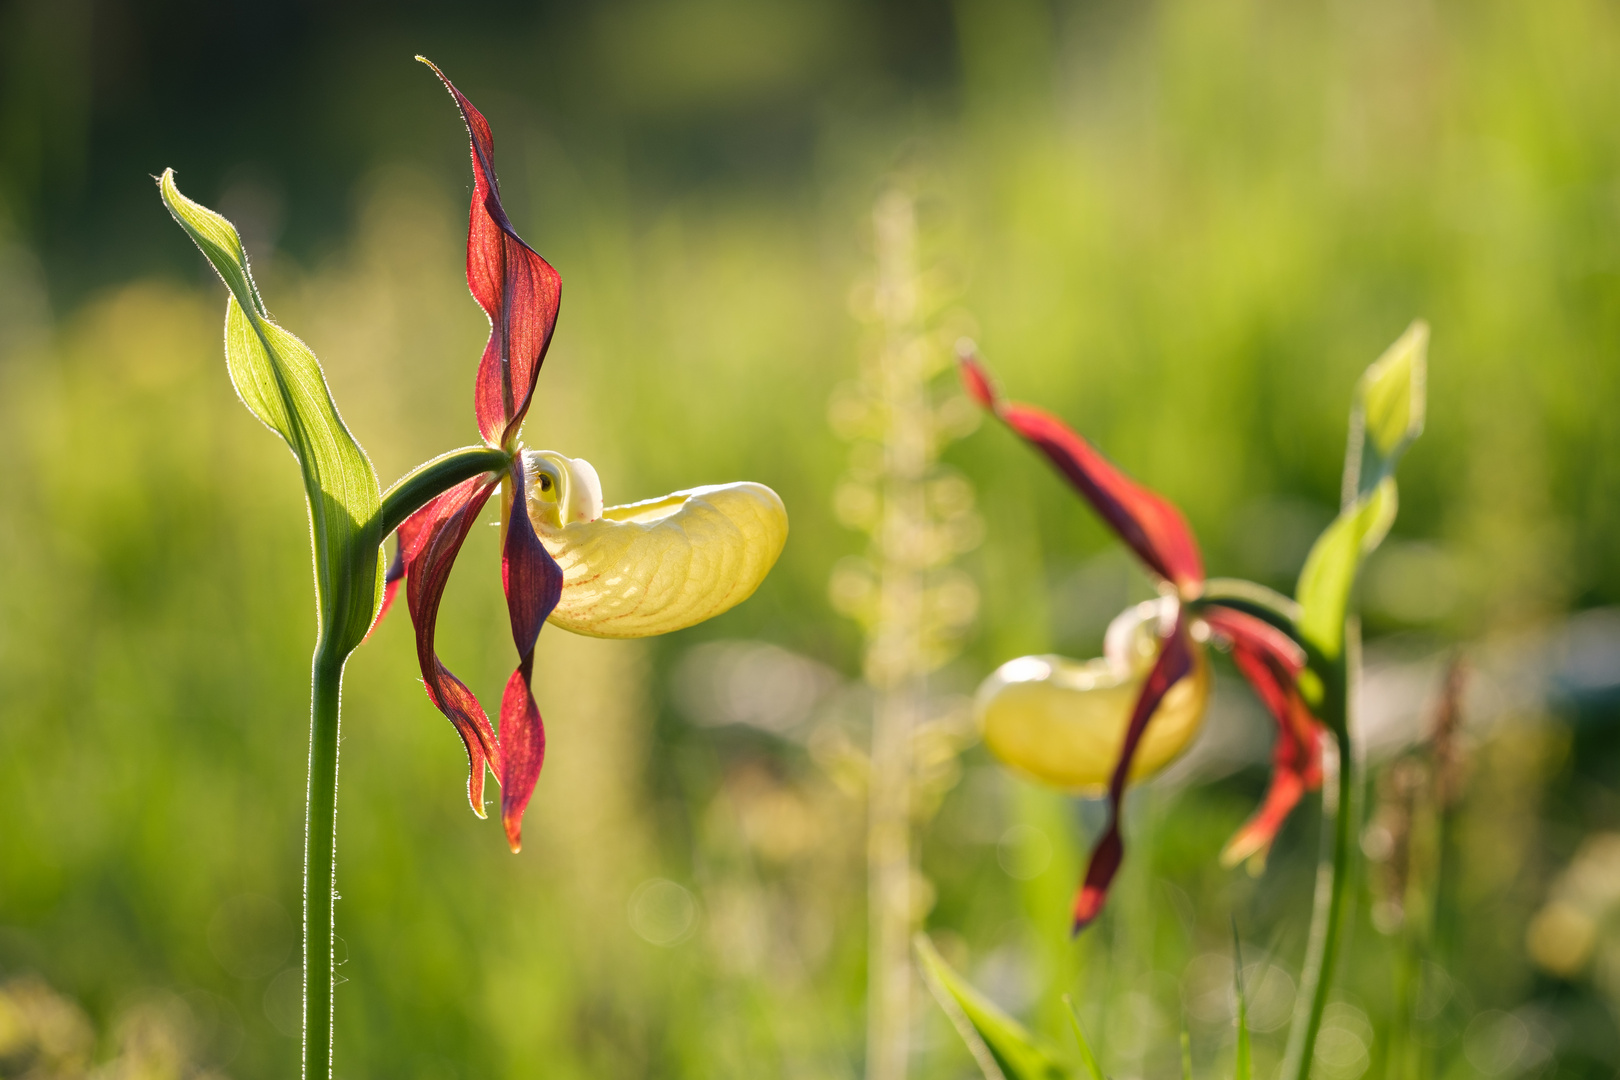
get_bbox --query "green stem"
[1283,661,1355,1080]
[295,443,507,1077]
[379,445,511,538]
[304,648,344,1080]
[1195,578,1305,644]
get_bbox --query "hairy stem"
[379,445,511,538]
[304,648,344,1080]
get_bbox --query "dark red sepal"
[1201,605,1324,868]
[497,455,565,852]
[1072,609,1196,933]
[402,476,504,816]
[366,538,407,638]
[958,351,1204,593]
[424,60,562,451]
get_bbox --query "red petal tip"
[1070,889,1107,935]
[956,342,999,410]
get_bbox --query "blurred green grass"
[0,0,1617,1076]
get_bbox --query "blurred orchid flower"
[958,346,1321,932]
[384,62,787,853]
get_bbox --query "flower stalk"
[831,187,981,1080]
[1282,663,1353,1080]
[866,189,928,1080]
[304,649,343,1080]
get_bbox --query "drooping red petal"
[496,454,565,852]
[957,351,1203,592]
[402,475,503,815]
[1072,610,1196,933]
[424,61,562,450]
[366,539,406,637]
[1200,605,1324,868]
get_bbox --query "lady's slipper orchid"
[977,598,1211,790]
[959,346,1322,931]
[384,62,787,853]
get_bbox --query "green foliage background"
[0,0,1616,1077]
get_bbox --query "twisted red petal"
[958,351,1203,591]
[1201,605,1324,868]
[497,455,565,852]
[1072,610,1195,933]
[425,61,562,450]
[402,475,503,815]
[367,539,406,637]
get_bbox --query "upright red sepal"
[423,59,562,451]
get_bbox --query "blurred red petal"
[1002,403,1204,592]
[1072,611,1195,932]
[402,476,503,815]
[956,353,1203,590]
[956,348,998,409]
[497,455,565,852]
[425,61,562,450]
[1202,605,1324,868]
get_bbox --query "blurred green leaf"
[1345,321,1428,503]
[1180,1023,1193,1080]
[1233,960,1252,1080]
[1297,323,1425,662]
[1061,995,1106,1080]
[158,168,383,658]
[915,935,1073,1080]
[1296,478,1397,660]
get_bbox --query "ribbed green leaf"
[1345,321,1427,503]
[915,936,1073,1080]
[160,169,383,658]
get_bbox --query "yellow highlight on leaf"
[523,450,788,639]
[975,600,1210,793]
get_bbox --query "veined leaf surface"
[160,169,383,657]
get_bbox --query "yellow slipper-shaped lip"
[976,598,1209,793]
[522,450,788,639]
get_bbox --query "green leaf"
[1296,478,1396,660]
[1061,996,1106,1080]
[1233,959,1252,1080]
[1180,1021,1193,1080]
[914,935,1074,1080]
[160,169,383,658]
[1344,321,1427,503]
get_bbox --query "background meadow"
[0,0,1617,1077]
